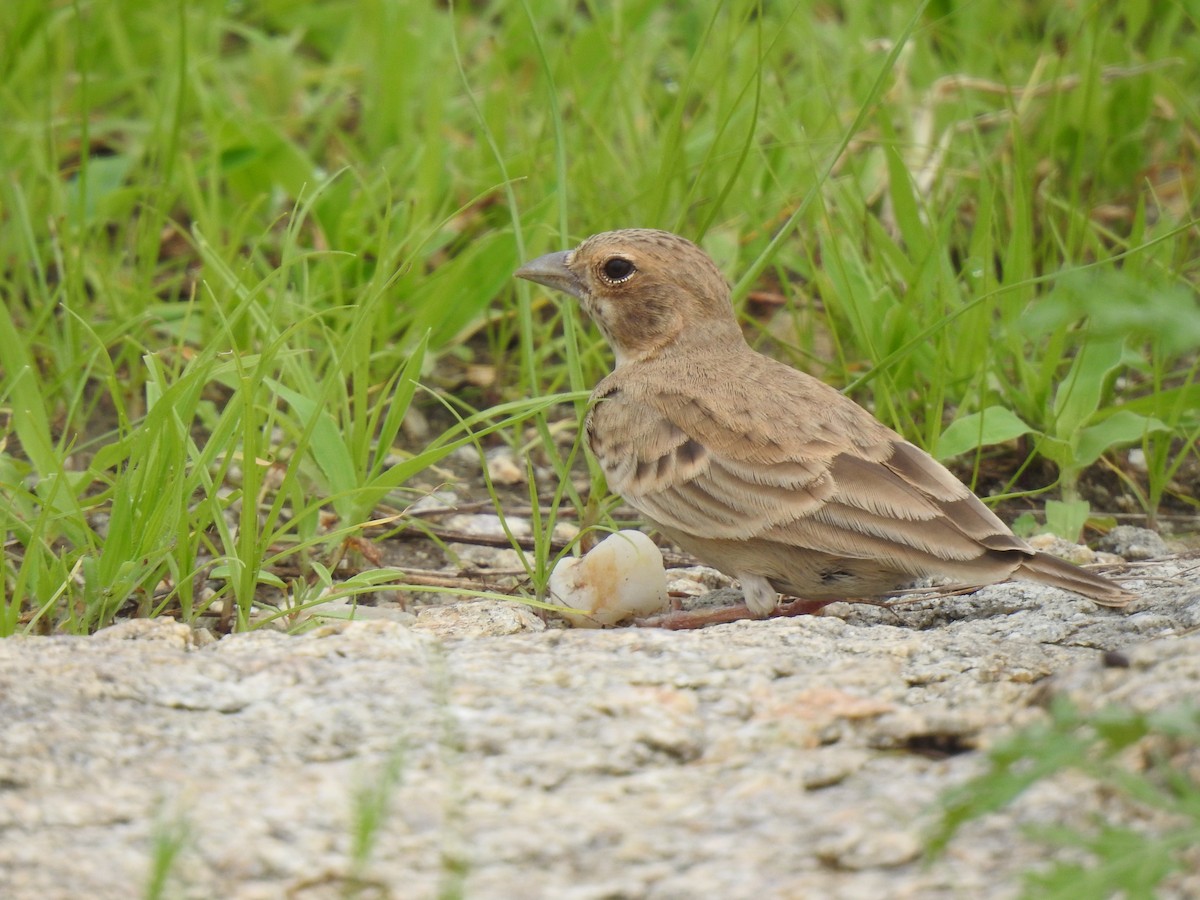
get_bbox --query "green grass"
[931,698,1200,898]
[144,803,191,900]
[1,0,1198,634]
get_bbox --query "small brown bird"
[515,229,1134,627]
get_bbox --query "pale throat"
[601,320,679,368]
[606,332,651,368]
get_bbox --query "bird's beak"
[514,250,584,301]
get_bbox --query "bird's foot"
[773,597,839,617]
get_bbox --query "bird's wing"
[586,369,1030,570]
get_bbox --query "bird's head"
[514,229,737,366]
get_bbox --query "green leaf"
[0,303,56,479]
[1034,434,1073,470]
[1043,499,1091,542]
[1075,411,1170,469]
[1113,383,1200,428]
[1051,336,1125,438]
[369,335,428,483]
[1011,512,1039,537]
[882,140,928,258]
[270,382,358,516]
[65,153,134,224]
[935,406,1033,460]
[211,565,287,589]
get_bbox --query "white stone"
[486,447,526,485]
[548,530,669,627]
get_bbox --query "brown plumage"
[515,229,1134,625]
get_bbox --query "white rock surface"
[0,557,1197,899]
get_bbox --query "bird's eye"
[601,257,636,283]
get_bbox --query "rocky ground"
[2,526,1199,899]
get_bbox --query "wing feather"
[586,361,1031,576]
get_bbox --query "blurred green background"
[1,0,1197,633]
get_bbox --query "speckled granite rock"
[0,557,1197,899]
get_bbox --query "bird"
[514,228,1135,628]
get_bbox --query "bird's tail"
[1015,551,1135,608]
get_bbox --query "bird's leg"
[634,575,835,630]
[634,602,757,630]
[633,599,837,630]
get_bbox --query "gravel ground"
[1,550,1198,899]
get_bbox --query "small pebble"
[486,447,527,485]
[1096,526,1170,561]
